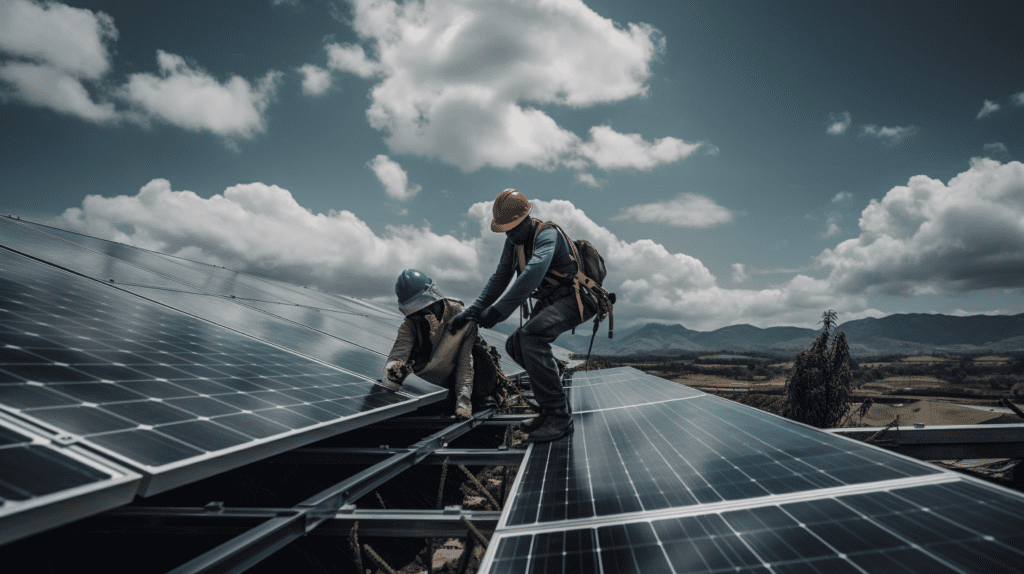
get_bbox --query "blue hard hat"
[395,269,433,305]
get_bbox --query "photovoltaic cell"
[565,368,704,412]
[486,480,1024,574]
[0,244,439,492]
[506,374,937,527]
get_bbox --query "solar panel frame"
[0,413,141,546]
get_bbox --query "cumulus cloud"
[983,142,1009,161]
[120,50,282,141]
[611,193,733,228]
[861,124,918,146]
[577,126,702,170]
[976,99,1000,119]
[576,173,601,188]
[367,154,421,201]
[731,263,747,284]
[826,111,851,135]
[53,180,872,330]
[313,0,707,173]
[298,64,331,96]
[821,216,840,238]
[1014,92,1024,106]
[0,0,118,122]
[818,158,1024,296]
[325,43,381,78]
[832,191,852,203]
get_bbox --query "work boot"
[520,408,549,433]
[526,408,573,443]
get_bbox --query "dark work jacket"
[467,226,577,322]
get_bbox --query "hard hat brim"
[491,206,531,232]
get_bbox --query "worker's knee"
[505,331,520,362]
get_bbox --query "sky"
[1,0,1023,333]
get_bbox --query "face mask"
[506,219,532,245]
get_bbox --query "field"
[591,353,1024,426]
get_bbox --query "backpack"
[515,221,616,339]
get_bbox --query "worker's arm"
[385,318,415,382]
[478,227,557,325]
[464,240,516,316]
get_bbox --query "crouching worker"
[381,269,497,419]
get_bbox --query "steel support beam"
[167,409,495,574]
[266,446,525,466]
[76,507,501,538]
[828,423,1024,459]
[367,414,530,430]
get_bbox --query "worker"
[382,269,496,419]
[450,189,596,443]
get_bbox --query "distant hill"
[550,313,1024,357]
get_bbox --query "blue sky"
[1,0,1023,332]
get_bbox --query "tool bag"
[515,221,616,340]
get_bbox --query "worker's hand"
[477,307,500,329]
[449,309,477,333]
[385,360,410,384]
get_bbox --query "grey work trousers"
[505,294,595,410]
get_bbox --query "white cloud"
[576,173,601,188]
[54,180,872,330]
[325,43,381,78]
[731,263,747,284]
[983,142,1009,160]
[861,124,918,146]
[818,158,1024,296]
[832,191,852,203]
[0,0,118,122]
[120,50,281,141]
[313,0,705,173]
[577,126,703,170]
[976,99,1000,119]
[368,154,421,200]
[821,216,840,238]
[0,61,117,121]
[298,64,331,96]
[1014,92,1024,106]
[826,111,851,135]
[611,192,733,228]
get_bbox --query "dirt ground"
[846,399,1005,427]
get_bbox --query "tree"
[783,310,853,428]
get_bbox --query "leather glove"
[385,360,410,384]
[449,309,477,333]
[477,307,501,329]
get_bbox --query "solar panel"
[485,479,1024,574]
[0,241,444,495]
[482,367,1024,573]
[505,384,938,527]
[11,218,535,376]
[0,414,140,545]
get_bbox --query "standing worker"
[383,269,497,419]
[450,189,597,443]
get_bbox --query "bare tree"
[784,311,852,428]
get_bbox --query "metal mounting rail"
[76,507,502,539]
[827,423,1024,459]
[265,446,526,466]
[367,413,530,429]
[167,408,496,574]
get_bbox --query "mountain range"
[491,313,1024,358]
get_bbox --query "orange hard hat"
[490,188,532,232]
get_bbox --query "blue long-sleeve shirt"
[468,226,577,322]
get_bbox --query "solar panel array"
[481,367,1024,573]
[0,217,459,543]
